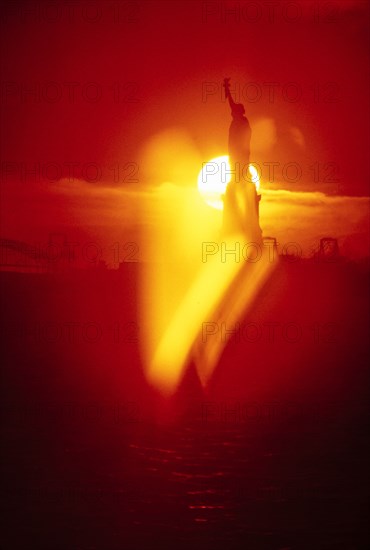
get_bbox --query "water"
[2,398,368,549]
[1,264,369,548]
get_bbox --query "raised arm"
[227,89,237,111]
[223,78,239,111]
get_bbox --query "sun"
[197,155,260,210]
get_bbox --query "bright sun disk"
[197,155,260,210]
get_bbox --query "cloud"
[1,177,369,262]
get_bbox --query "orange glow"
[147,238,243,394]
[140,131,275,396]
[193,247,276,386]
[148,239,276,394]
[197,156,260,210]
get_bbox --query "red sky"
[0,0,369,258]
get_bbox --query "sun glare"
[197,156,260,210]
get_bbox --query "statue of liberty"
[222,78,262,245]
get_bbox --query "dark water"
[2,403,368,549]
[1,263,369,549]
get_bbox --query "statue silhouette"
[222,78,262,245]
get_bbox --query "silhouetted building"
[319,237,339,260]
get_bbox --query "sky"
[0,0,369,260]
